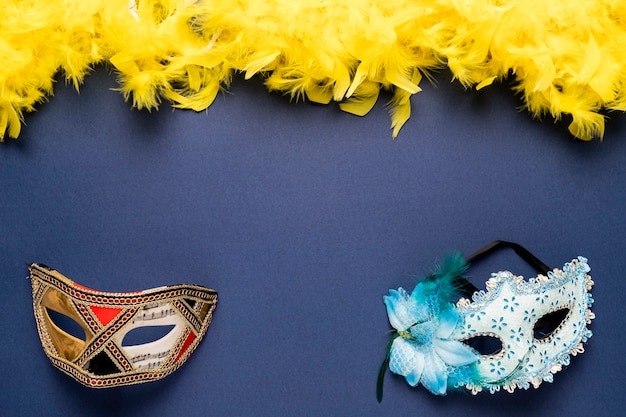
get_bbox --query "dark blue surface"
[1,67,624,416]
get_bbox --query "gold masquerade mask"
[29,263,217,388]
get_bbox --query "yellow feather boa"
[2,0,625,141]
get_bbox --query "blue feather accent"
[379,252,478,399]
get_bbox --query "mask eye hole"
[46,308,86,341]
[462,335,503,356]
[121,325,176,346]
[533,308,570,340]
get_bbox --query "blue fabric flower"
[383,284,478,395]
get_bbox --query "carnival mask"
[30,263,217,388]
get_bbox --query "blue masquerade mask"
[378,241,594,399]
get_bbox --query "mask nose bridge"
[502,293,537,358]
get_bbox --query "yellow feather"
[0,104,22,140]
[569,111,605,141]
[305,84,334,105]
[164,80,220,111]
[388,67,421,138]
[243,51,281,80]
[389,88,412,139]
[339,81,380,116]
[476,76,496,90]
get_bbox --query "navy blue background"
[1,66,624,416]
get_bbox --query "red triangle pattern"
[89,305,123,326]
[174,332,197,363]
